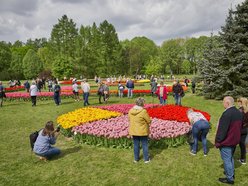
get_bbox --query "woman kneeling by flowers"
[33,121,61,161]
[128,97,151,163]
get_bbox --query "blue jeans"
[133,136,149,161]
[174,94,181,105]
[220,147,236,182]
[54,93,60,105]
[192,120,210,154]
[118,90,124,98]
[127,88,133,98]
[159,97,166,105]
[83,92,89,106]
[37,147,61,159]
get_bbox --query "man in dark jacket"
[126,78,134,98]
[172,80,183,105]
[215,96,242,185]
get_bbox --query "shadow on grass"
[32,146,82,163]
[58,146,82,159]
[149,148,165,160]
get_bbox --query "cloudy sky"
[0,0,245,45]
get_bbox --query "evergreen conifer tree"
[201,0,248,98]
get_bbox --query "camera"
[55,126,60,132]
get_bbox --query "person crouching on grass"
[33,121,61,161]
[128,97,151,163]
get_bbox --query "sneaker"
[190,151,196,156]
[144,160,150,164]
[39,156,47,161]
[133,160,138,163]
[238,159,246,165]
[204,153,207,157]
[218,178,234,185]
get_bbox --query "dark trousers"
[239,134,247,160]
[31,96,37,106]
[54,93,60,105]
[99,94,103,103]
[83,92,90,106]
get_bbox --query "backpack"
[29,129,42,150]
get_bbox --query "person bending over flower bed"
[187,109,210,156]
[128,97,151,163]
[33,121,61,161]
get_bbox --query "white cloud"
[0,0,245,45]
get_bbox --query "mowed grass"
[0,91,247,185]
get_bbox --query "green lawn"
[0,92,247,185]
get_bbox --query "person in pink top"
[155,81,167,105]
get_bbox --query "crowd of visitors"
[1,75,247,185]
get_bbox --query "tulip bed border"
[72,133,187,149]
[60,127,187,149]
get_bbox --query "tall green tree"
[97,20,122,76]
[37,47,54,70]
[128,37,158,75]
[181,59,191,74]
[77,23,102,77]
[222,2,248,97]
[184,36,208,74]
[199,34,232,99]
[9,45,32,79]
[161,38,185,74]
[145,56,163,75]
[0,41,11,72]
[9,52,24,79]
[200,1,248,99]
[22,49,43,79]
[52,55,73,79]
[50,15,78,58]
[26,38,48,51]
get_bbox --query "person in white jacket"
[30,81,38,106]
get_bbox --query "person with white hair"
[128,97,151,163]
[29,81,38,107]
[215,96,243,185]
[187,109,210,156]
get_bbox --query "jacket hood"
[129,105,144,116]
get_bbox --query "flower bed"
[94,104,160,114]
[58,104,210,149]
[5,92,74,101]
[147,105,211,122]
[57,107,122,129]
[5,86,25,92]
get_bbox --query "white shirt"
[72,84,78,92]
[81,82,90,93]
[188,111,207,124]
[30,85,38,96]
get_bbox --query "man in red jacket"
[215,96,242,185]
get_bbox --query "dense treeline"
[0,15,209,80]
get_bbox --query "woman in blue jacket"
[33,121,60,160]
